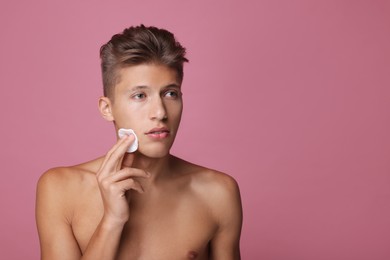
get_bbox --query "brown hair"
[100,24,189,98]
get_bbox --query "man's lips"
[145,127,170,134]
[145,127,170,138]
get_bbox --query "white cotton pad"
[118,128,139,153]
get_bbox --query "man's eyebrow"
[164,83,181,89]
[129,85,148,91]
[128,83,180,92]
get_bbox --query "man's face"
[107,63,183,158]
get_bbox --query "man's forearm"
[81,217,125,260]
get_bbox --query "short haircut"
[100,24,189,98]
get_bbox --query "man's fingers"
[116,147,135,172]
[106,168,150,183]
[99,135,135,177]
[118,178,144,194]
[100,135,129,168]
[114,134,136,171]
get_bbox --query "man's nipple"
[188,251,198,259]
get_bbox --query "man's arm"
[36,135,148,260]
[36,168,82,260]
[209,175,243,260]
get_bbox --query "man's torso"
[63,156,221,259]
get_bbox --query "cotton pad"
[118,128,139,153]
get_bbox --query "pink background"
[1,1,389,259]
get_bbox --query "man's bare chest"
[71,187,216,259]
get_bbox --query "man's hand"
[96,134,149,226]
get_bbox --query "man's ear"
[98,96,114,121]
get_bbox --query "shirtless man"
[36,25,242,260]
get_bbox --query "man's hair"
[100,24,189,98]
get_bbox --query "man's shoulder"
[37,157,103,193]
[175,158,242,226]
[193,166,239,192]
[174,157,240,201]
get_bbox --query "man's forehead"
[117,64,180,88]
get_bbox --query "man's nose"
[149,96,167,121]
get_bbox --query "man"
[36,25,242,260]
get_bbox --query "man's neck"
[121,152,173,181]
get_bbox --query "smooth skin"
[36,64,242,260]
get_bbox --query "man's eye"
[132,93,146,99]
[164,90,180,98]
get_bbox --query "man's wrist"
[100,215,128,231]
